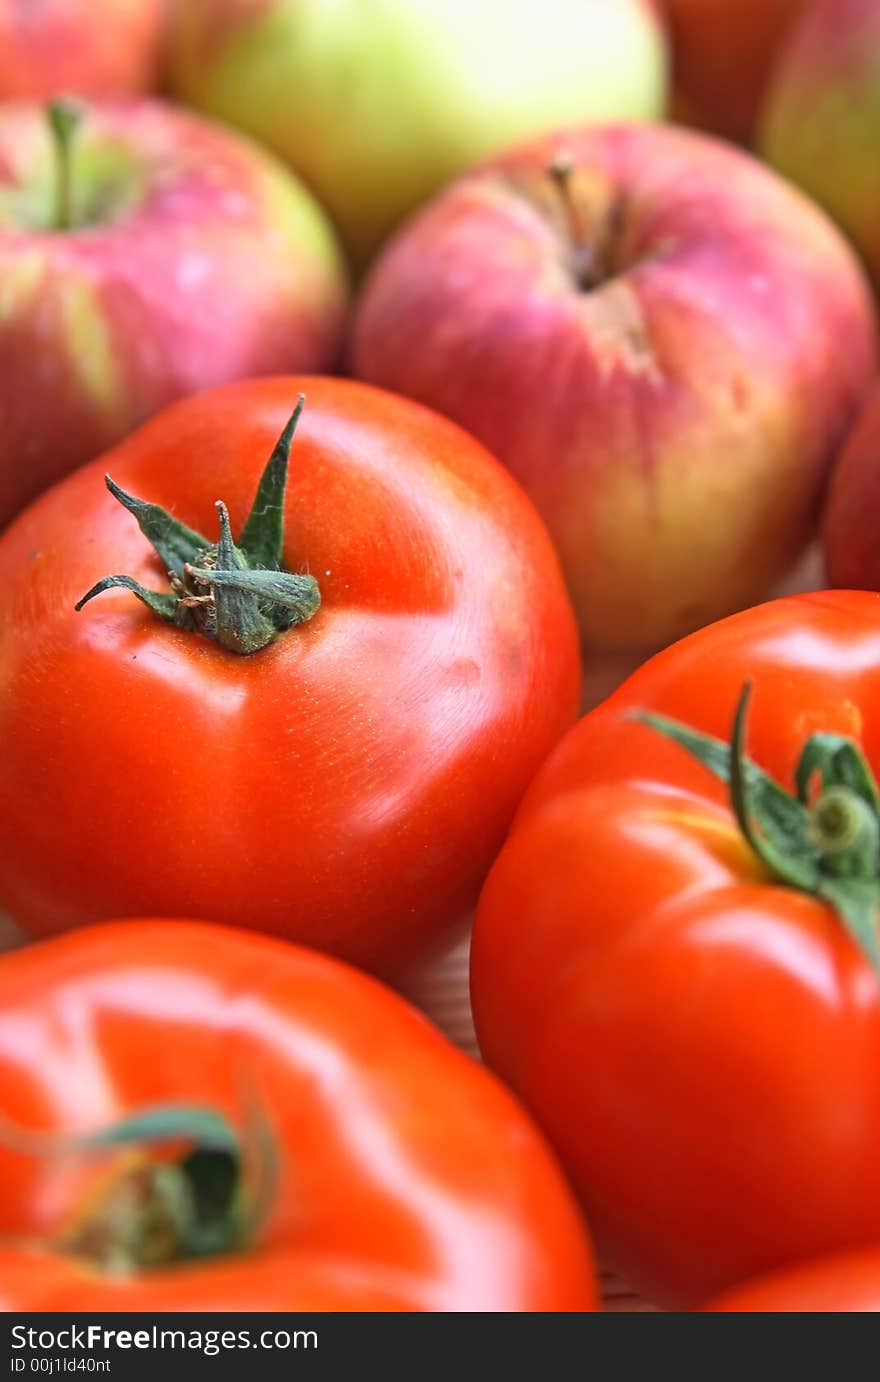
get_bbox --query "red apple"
[823,384,880,590]
[760,0,880,289]
[351,123,877,651]
[0,100,347,528]
[0,0,165,99]
[666,0,806,144]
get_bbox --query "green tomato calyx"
[635,682,880,983]
[0,1102,275,1274]
[75,394,321,656]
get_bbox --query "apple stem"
[547,154,625,292]
[547,154,595,288]
[46,98,82,232]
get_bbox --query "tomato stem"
[811,786,879,857]
[0,1103,274,1273]
[74,394,321,655]
[635,684,880,982]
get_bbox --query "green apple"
[168,0,668,269]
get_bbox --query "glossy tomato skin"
[471,591,880,1309]
[705,1248,880,1312]
[0,921,598,1311]
[0,377,580,978]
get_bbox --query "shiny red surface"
[0,376,580,977]
[0,921,597,1311]
[472,591,880,1307]
[706,1246,880,1312]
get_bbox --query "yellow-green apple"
[761,0,880,288]
[351,123,877,651]
[0,0,165,98]
[823,383,880,589]
[666,0,806,144]
[0,100,347,528]
[167,0,668,271]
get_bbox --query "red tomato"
[471,591,880,1308]
[705,1247,880,1312]
[0,377,579,977]
[0,920,597,1311]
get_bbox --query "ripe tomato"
[471,590,880,1308]
[0,376,580,977]
[705,1247,880,1312]
[0,920,597,1311]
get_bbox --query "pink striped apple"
[352,123,877,650]
[0,100,347,527]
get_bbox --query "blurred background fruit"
[760,0,880,289]
[823,382,880,591]
[167,0,668,271]
[0,100,347,528]
[705,1246,880,1311]
[0,0,166,99]
[666,0,806,144]
[352,122,876,651]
